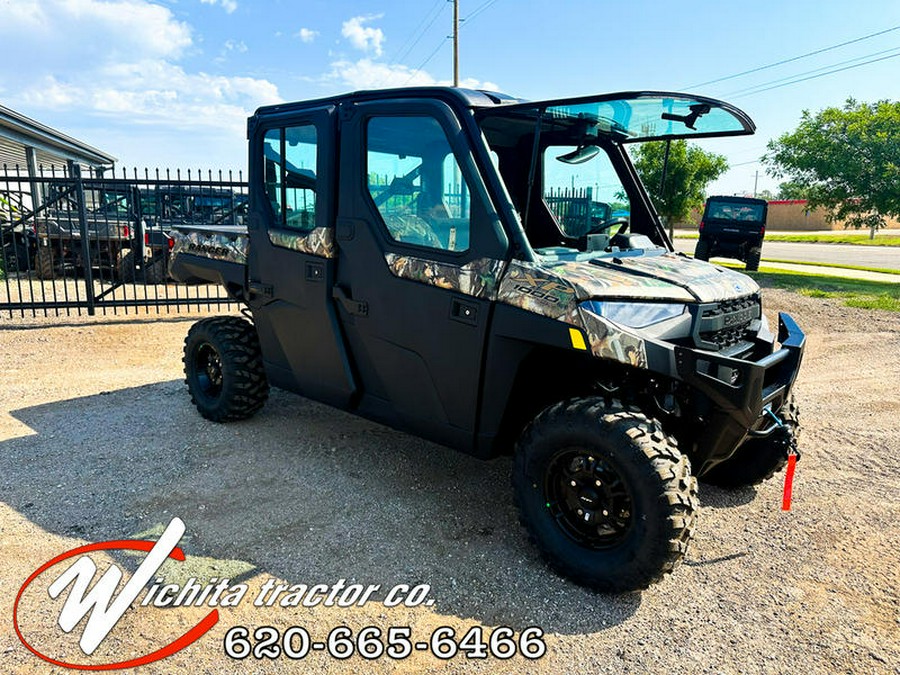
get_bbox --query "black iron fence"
[0,165,247,318]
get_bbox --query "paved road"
[673,238,899,270]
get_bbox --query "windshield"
[476,91,754,258]
[543,145,625,239]
[706,200,765,222]
[479,92,754,143]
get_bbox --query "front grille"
[697,294,760,350]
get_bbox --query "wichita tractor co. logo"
[14,518,218,670]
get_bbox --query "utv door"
[334,100,509,450]
[247,107,356,407]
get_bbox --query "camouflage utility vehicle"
[694,195,768,271]
[29,183,170,283]
[172,88,805,592]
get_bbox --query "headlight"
[581,300,686,328]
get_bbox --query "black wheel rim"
[544,448,634,549]
[194,342,224,399]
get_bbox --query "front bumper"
[671,312,805,473]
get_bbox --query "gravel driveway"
[1,288,898,674]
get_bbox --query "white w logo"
[48,518,185,655]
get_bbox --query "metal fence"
[0,165,247,318]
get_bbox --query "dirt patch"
[1,289,898,673]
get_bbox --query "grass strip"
[674,232,900,246]
[745,267,900,312]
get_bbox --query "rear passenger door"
[247,107,356,407]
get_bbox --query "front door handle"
[333,286,368,317]
[450,297,478,325]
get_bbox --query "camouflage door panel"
[384,254,506,299]
[268,227,335,258]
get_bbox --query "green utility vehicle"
[171,88,804,591]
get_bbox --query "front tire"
[513,398,698,592]
[3,242,29,274]
[184,316,269,422]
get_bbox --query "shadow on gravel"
[0,316,210,331]
[2,382,640,634]
[697,483,758,509]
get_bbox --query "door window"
[264,124,317,231]
[366,116,471,252]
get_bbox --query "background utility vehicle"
[694,195,768,271]
[172,88,805,592]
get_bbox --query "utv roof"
[706,195,768,205]
[252,87,755,142]
[252,87,523,117]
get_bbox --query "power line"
[687,24,900,89]
[724,45,900,97]
[402,0,503,88]
[392,0,443,61]
[404,38,449,85]
[392,1,447,65]
[732,51,900,98]
[461,0,501,27]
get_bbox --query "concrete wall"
[679,200,900,231]
[765,200,900,231]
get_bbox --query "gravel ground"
[1,288,898,674]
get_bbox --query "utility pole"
[453,0,459,86]
[753,170,759,198]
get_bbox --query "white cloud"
[224,39,248,53]
[296,27,319,43]
[341,15,385,57]
[327,58,499,92]
[0,0,192,62]
[0,0,280,156]
[200,0,237,14]
[19,61,279,135]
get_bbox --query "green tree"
[764,99,900,237]
[629,140,729,231]
[775,180,809,200]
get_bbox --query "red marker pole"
[782,453,798,511]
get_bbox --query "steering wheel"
[605,217,630,238]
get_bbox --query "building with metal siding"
[0,103,115,176]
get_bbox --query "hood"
[544,252,759,304]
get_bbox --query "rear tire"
[513,398,698,592]
[117,249,137,282]
[745,246,761,272]
[694,239,710,261]
[184,316,269,422]
[34,247,57,280]
[702,394,800,488]
[119,249,168,284]
[142,254,169,284]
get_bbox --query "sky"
[1,0,898,196]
